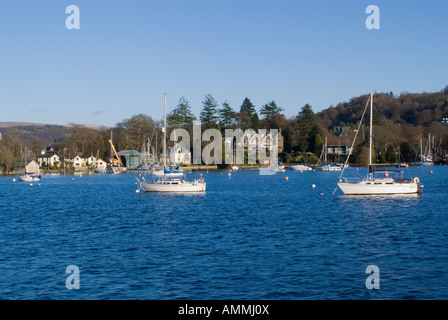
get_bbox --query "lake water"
[0,166,447,300]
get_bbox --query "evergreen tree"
[167,97,196,129]
[237,98,256,130]
[200,94,219,128]
[252,112,260,131]
[307,124,323,155]
[218,101,236,128]
[386,145,397,163]
[260,101,284,120]
[295,104,319,152]
[399,141,415,162]
[240,97,256,117]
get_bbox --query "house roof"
[74,155,91,159]
[39,153,59,158]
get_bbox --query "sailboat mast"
[163,93,167,168]
[369,93,373,168]
[324,136,327,163]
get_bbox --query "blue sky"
[0,0,447,127]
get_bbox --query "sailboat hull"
[18,174,41,182]
[338,179,419,195]
[289,164,312,171]
[140,179,206,192]
[316,165,342,171]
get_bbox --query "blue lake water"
[0,166,447,300]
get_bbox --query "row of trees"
[2,89,448,173]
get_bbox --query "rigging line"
[332,94,371,195]
[375,101,404,163]
[148,99,164,157]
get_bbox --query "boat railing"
[338,177,362,183]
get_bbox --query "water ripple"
[0,168,447,299]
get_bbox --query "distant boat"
[316,162,342,171]
[18,174,41,182]
[289,163,312,171]
[106,166,126,174]
[316,137,342,171]
[17,148,41,182]
[337,93,420,195]
[137,93,206,193]
[259,161,285,174]
[395,163,409,168]
[415,134,434,166]
[139,176,206,192]
[277,161,285,172]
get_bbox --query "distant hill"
[0,123,73,144]
[316,88,448,149]
[317,89,448,129]
[0,122,47,128]
[60,123,111,131]
[0,122,110,144]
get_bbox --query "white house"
[95,159,108,171]
[37,153,61,168]
[171,147,191,165]
[225,129,283,152]
[73,155,87,168]
[86,156,96,166]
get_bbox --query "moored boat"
[337,93,420,195]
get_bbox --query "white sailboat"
[316,137,342,171]
[289,163,312,171]
[18,174,41,182]
[415,134,434,166]
[18,147,41,182]
[337,93,420,195]
[137,93,206,193]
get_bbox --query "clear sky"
[0,0,447,127]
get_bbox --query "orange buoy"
[384,172,389,177]
[228,172,231,176]
[430,170,433,174]
[200,173,203,176]
[285,176,289,180]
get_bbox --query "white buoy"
[312,184,316,188]
[136,189,140,193]
[13,178,16,182]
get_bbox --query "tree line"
[2,89,448,173]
